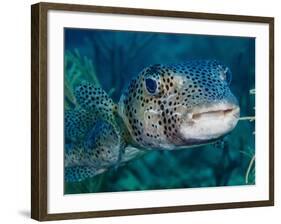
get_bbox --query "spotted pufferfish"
[65,60,240,182]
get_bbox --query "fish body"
[65,60,240,182]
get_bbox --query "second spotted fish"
[65,60,240,182]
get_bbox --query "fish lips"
[179,101,240,143]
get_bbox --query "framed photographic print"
[31,2,274,221]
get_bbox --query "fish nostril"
[187,113,193,120]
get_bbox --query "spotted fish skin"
[65,166,106,182]
[64,119,123,182]
[65,121,120,167]
[119,60,240,150]
[74,80,118,124]
[65,108,97,143]
[64,81,144,182]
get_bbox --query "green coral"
[64,49,100,109]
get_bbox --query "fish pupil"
[145,78,157,94]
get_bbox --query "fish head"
[119,60,240,150]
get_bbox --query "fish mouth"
[180,102,240,142]
[191,106,239,121]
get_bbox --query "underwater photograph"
[64,28,255,194]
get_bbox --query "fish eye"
[224,68,232,84]
[145,77,158,95]
[219,66,232,84]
